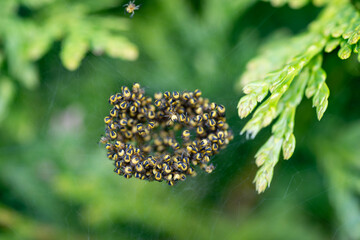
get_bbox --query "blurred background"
[1,0,360,239]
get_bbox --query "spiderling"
[123,0,141,18]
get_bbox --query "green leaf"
[5,30,40,89]
[20,0,56,8]
[0,51,3,68]
[0,77,16,123]
[314,122,360,239]
[282,133,295,160]
[313,82,330,120]
[237,94,258,119]
[325,38,341,53]
[348,30,360,45]
[305,68,326,99]
[103,36,138,61]
[23,23,53,61]
[338,42,352,59]
[354,41,360,53]
[0,0,17,16]
[253,136,283,193]
[60,35,89,71]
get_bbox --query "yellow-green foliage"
[314,122,360,240]
[263,0,328,8]
[237,0,360,193]
[1,1,359,239]
[0,0,137,123]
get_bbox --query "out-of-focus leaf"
[338,41,352,59]
[89,16,129,32]
[315,122,360,240]
[0,0,17,16]
[0,204,84,240]
[5,22,40,89]
[20,0,56,8]
[72,0,120,12]
[103,36,138,60]
[23,23,53,61]
[0,77,15,123]
[0,51,3,67]
[60,34,89,71]
[1,0,138,83]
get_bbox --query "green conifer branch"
[237,0,360,193]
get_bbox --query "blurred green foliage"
[0,0,359,239]
[0,0,137,123]
[315,121,360,240]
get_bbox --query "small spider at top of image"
[123,0,141,18]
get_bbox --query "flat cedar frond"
[237,0,360,193]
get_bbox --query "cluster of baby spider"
[100,83,233,186]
